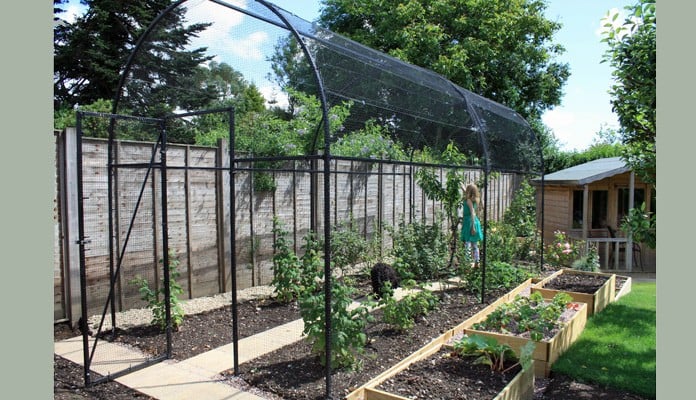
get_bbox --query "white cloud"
[542,107,619,151]
[186,0,247,50]
[543,108,576,130]
[258,84,289,109]
[229,31,270,60]
[185,1,271,64]
[542,108,584,151]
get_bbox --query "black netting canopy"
[114,0,542,174]
[101,1,545,397]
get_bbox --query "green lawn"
[552,282,656,398]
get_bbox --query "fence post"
[217,138,231,292]
[184,145,193,298]
[59,127,83,328]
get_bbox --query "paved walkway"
[55,282,455,399]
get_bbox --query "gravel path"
[87,285,275,331]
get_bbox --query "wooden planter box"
[460,304,586,378]
[531,269,616,317]
[345,279,537,400]
[452,278,588,378]
[356,359,535,400]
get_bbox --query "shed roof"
[533,157,629,186]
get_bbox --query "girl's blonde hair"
[465,184,480,204]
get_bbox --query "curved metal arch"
[253,2,336,398]
[112,1,337,395]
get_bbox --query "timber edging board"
[531,269,616,316]
[614,274,633,301]
[345,279,537,400]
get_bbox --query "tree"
[54,0,213,119]
[318,0,570,122]
[601,0,656,186]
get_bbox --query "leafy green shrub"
[414,146,468,267]
[545,230,581,268]
[514,234,541,263]
[130,250,185,332]
[330,216,372,272]
[484,221,518,263]
[271,218,324,302]
[331,119,408,160]
[572,242,600,272]
[388,219,449,281]
[459,258,534,297]
[503,180,537,238]
[299,279,373,370]
[381,283,439,331]
[620,202,656,249]
[271,218,303,303]
[54,98,113,136]
[298,231,324,293]
[454,334,535,372]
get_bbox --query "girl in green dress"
[461,183,484,266]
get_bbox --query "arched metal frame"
[109,1,546,398]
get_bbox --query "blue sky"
[61,0,636,151]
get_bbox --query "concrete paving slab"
[55,335,152,377]
[115,360,264,400]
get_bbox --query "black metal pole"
[481,168,489,303]
[159,120,172,358]
[75,112,92,386]
[229,108,240,374]
[254,2,336,397]
[106,117,117,336]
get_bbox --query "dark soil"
[228,287,495,400]
[111,298,300,359]
[54,273,651,400]
[542,272,608,293]
[377,348,523,399]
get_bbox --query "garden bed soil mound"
[55,297,301,360]
[227,287,497,400]
[543,273,608,294]
[377,348,522,400]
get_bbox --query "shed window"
[617,187,645,226]
[591,190,608,229]
[572,190,583,228]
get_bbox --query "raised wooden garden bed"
[451,279,588,378]
[531,269,615,316]
[346,332,535,400]
[346,280,537,400]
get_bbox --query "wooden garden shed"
[532,157,655,272]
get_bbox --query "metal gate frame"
[75,108,235,386]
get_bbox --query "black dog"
[370,262,400,298]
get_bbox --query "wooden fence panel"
[55,134,523,323]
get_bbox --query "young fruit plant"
[380,280,439,331]
[299,278,373,370]
[271,218,324,303]
[453,334,535,373]
[130,250,185,332]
